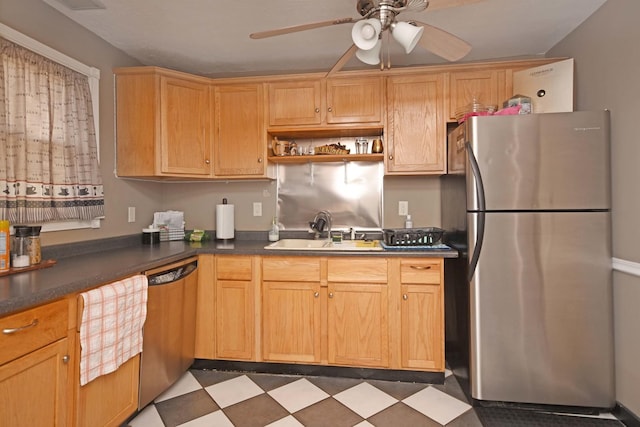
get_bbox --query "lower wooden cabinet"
[0,339,70,427]
[196,254,445,373]
[327,282,389,368]
[0,298,72,427]
[327,258,389,368]
[215,255,258,361]
[400,259,445,370]
[262,257,323,363]
[76,354,140,427]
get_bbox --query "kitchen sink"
[264,239,382,251]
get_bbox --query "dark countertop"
[0,233,458,317]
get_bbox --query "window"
[0,23,103,231]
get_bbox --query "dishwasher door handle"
[147,260,197,285]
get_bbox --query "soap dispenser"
[405,214,413,229]
[268,216,280,242]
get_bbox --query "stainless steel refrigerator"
[441,111,614,409]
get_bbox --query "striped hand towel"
[79,274,148,386]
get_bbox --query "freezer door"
[468,211,614,407]
[466,111,611,211]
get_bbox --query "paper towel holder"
[216,198,235,241]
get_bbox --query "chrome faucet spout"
[310,210,332,239]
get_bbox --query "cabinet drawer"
[263,257,321,282]
[328,258,387,283]
[400,259,442,284]
[216,256,253,281]
[0,298,69,365]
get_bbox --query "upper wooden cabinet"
[212,84,271,178]
[115,67,212,178]
[386,73,446,175]
[447,69,505,121]
[267,76,384,127]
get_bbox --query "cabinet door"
[195,255,215,359]
[262,281,322,363]
[212,84,267,177]
[400,284,444,370]
[327,283,389,368]
[326,77,383,124]
[76,354,139,427]
[0,339,69,427]
[386,74,446,174]
[267,80,323,126]
[160,76,211,175]
[216,280,255,360]
[448,70,500,121]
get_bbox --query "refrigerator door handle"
[467,142,486,282]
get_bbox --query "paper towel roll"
[216,203,235,239]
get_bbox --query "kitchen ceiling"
[41,0,607,78]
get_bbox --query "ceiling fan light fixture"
[355,40,382,65]
[391,21,424,54]
[351,18,382,50]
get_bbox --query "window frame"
[0,22,102,231]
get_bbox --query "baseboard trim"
[192,359,444,384]
[614,403,640,427]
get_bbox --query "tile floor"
[127,369,623,427]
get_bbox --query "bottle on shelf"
[405,214,413,229]
[268,216,280,242]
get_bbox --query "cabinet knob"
[205,159,210,164]
[258,157,263,163]
[315,107,320,113]
[388,154,393,160]
[327,107,333,112]
[314,291,319,298]
[403,294,408,300]
[329,292,334,298]
[62,355,70,364]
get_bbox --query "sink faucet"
[309,210,332,240]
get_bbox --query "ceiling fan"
[250,0,483,75]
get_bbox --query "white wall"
[548,0,640,418]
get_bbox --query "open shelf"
[268,153,384,164]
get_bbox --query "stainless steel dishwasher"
[139,256,198,409]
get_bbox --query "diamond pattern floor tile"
[402,386,472,425]
[268,378,330,413]
[292,396,363,427]
[205,374,264,409]
[223,393,290,427]
[176,410,234,427]
[333,382,398,419]
[155,371,203,403]
[127,369,623,427]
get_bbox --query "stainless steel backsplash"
[277,161,383,232]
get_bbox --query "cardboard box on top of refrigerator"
[513,58,574,113]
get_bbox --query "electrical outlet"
[128,206,136,223]
[253,202,262,217]
[398,201,409,216]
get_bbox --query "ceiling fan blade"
[414,21,471,62]
[425,0,486,12]
[250,17,356,39]
[326,44,358,77]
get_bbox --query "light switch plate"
[253,202,262,217]
[128,206,136,223]
[398,201,408,216]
